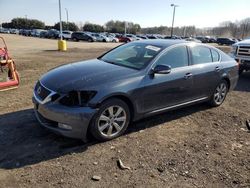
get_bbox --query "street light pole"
[58,0,63,40]
[65,8,69,30]
[170,4,178,38]
[58,0,66,51]
[124,21,127,35]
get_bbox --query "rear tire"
[90,98,130,141]
[209,80,228,107]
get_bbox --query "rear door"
[188,45,221,98]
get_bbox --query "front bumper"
[233,56,250,70]
[32,97,97,141]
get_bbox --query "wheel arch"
[221,75,231,90]
[96,93,136,122]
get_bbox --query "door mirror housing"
[151,64,171,75]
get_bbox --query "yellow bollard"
[58,40,67,51]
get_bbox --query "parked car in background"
[232,38,239,43]
[0,28,10,34]
[216,38,235,45]
[31,29,46,37]
[105,33,119,42]
[33,40,238,142]
[47,29,59,39]
[136,35,148,39]
[71,32,96,42]
[147,35,158,39]
[125,34,140,41]
[185,37,202,43]
[59,31,72,40]
[230,39,250,74]
[21,29,31,36]
[165,35,182,40]
[207,36,217,43]
[9,29,19,34]
[39,30,48,38]
[91,33,111,42]
[195,36,209,43]
[116,34,131,43]
[18,29,25,35]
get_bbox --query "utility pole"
[65,8,69,30]
[170,4,179,38]
[59,0,63,40]
[58,0,67,51]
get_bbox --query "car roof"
[132,39,188,48]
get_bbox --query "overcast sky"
[0,0,249,28]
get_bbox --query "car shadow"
[0,109,99,169]
[0,103,209,170]
[234,72,250,92]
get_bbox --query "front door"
[141,45,194,113]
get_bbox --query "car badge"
[37,86,42,94]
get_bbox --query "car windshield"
[99,43,163,70]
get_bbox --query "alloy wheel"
[98,105,127,138]
[214,82,227,105]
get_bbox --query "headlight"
[59,91,96,107]
[230,45,237,55]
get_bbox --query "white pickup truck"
[231,39,250,74]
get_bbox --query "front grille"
[237,46,250,57]
[35,81,51,100]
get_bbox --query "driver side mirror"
[150,64,171,75]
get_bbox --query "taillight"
[235,59,240,68]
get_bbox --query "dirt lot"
[0,34,249,188]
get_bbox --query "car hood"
[234,39,250,46]
[39,59,139,93]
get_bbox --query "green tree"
[83,23,104,32]
[3,18,45,29]
[54,21,78,31]
[105,20,141,34]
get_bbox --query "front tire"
[209,80,228,107]
[73,37,79,42]
[88,38,93,42]
[90,99,130,141]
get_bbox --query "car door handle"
[184,73,193,79]
[215,66,221,72]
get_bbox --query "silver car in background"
[91,33,111,42]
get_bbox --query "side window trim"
[210,48,221,62]
[187,46,192,66]
[209,49,213,62]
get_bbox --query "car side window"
[155,46,189,69]
[191,46,213,65]
[211,49,220,62]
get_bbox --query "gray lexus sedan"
[33,40,238,141]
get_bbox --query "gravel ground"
[0,34,249,188]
